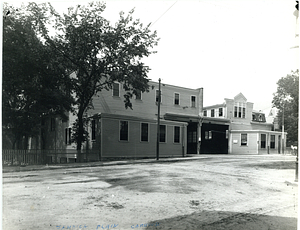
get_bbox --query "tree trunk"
[76,108,85,162]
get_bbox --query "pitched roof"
[234,93,247,102]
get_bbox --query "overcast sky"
[8,0,299,111]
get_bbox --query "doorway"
[187,122,198,154]
[200,123,229,154]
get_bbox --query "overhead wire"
[150,0,178,27]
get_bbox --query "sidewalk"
[3,153,298,230]
[2,155,209,173]
[2,154,296,173]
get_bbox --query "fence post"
[55,150,57,164]
[295,150,298,182]
[11,150,14,166]
[18,150,20,166]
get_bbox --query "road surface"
[2,154,298,230]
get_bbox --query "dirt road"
[2,155,298,230]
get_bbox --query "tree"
[2,3,74,149]
[41,2,159,153]
[272,70,299,146]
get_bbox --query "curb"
[2,156,208,173]
[2,154,296,173]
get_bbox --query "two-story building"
[76,80,205,160]
[203,93,286,154]
[21,87,285,163]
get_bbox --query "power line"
[150,1,178,27]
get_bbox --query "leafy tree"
[272,70,299,146]
[40,2,159,153]
[2,3,74,149]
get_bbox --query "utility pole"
[281,103,284,154]
[156,78,161,160]
[294,0,298,181]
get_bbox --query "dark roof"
[252,112,266,122]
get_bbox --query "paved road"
[2,155,298,230]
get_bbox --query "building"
[203,93,286,154]
[6,86,286,165]
[3,79,205,164]
[79,80,205,159]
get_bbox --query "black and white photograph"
[2,0,299,229]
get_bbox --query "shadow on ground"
[244,161,296,170]
[145,210,297,230]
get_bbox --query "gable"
[234,93,247,102]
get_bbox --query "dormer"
[233,93,247,119]
[252,111,266,122]
[234,93,247,103]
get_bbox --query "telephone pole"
[281,103,285,154]
[156,78,161,160]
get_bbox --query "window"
[113,82,120,97]
[219,108,223,117]
[234,102,246,118]
[205,131,212,140]
[174,93,180,105]
[205,131,209,140]
[238,106,242,118]
[270,135,275,149]
[188,131,197,143]
[211,109,215,117]
[51,118,55,131]
[65,128,71,145]
[241,134,247,146]
[136,90,142,100]
[141,123,148,142]
[160,125,166,142]
[261,134,266,148]
[191,96,196,107]
[174,126,180,143]
[156,90,161,103]
[234,106,238,118]
[91,119,96,141]
[203,110,207,117]
[120,121,128,141]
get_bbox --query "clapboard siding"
[100,116,186,158]
[88,81,202,120]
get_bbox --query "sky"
[6,0,299,111]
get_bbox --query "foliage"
[272,70,299,146]
[40,2,159,151]
[2,3,74,149]
[3,2,159,152]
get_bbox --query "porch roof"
[164,113,230,125]
[164,113,200,123]
[231,130,287,135]
[90,112,188,125]
[202,117,231,125]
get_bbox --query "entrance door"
[187,122,198,154]
[200,123,229,154]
